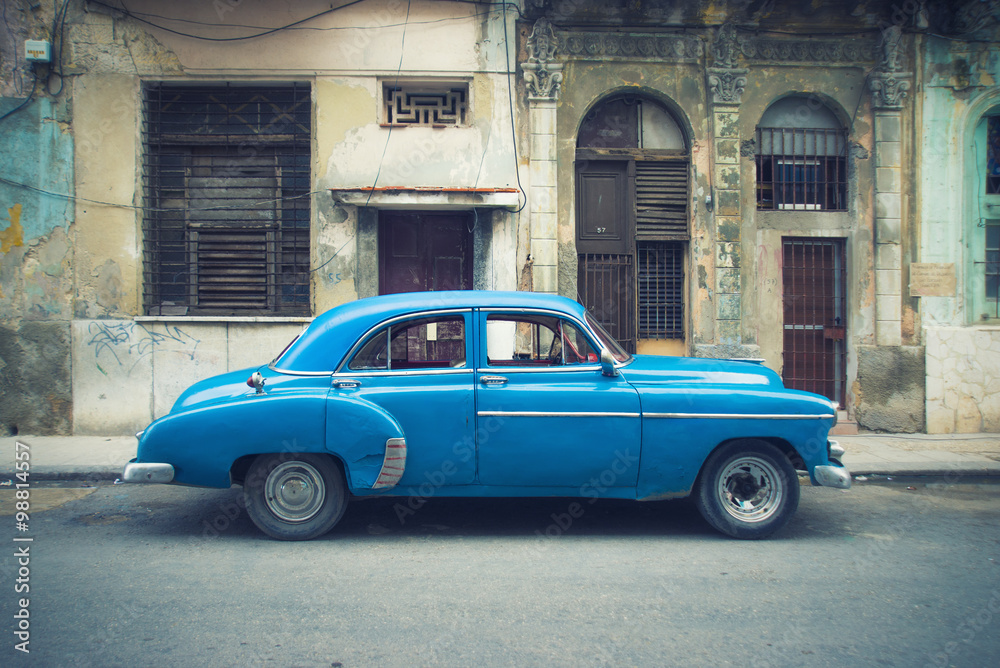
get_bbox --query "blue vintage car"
[123,290,850,540]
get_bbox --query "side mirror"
[600,349,618,377]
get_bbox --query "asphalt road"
[1,480,998,667]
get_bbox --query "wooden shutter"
[635,159,689,240]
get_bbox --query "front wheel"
[243,453,348,541]
[694,439,799,539]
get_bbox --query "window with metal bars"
[142,83,311,316]
[986,221,1000,308]
[756,127,847,211]
[637,242,684,339]
[988,116,1000,195]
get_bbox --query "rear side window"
[348,316,466,371]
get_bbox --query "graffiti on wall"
[86,321,201,375]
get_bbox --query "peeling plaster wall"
[917,36,1000,433]
[33,0,522,434]
[0,91,75,434]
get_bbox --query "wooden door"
[379,212,473,294]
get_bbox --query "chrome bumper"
[813,464,851,489]
[122,459,175,484]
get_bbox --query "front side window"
[142,83,311,315]
[349,316,466,371]
[486,315,598,367]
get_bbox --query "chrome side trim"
[475,365,601,374]
[478,410,641,418]
[122,461,175,484]
[645,412,836,420]
[372,437,407,489]
[813,464,852,489]
[335,367,474,378]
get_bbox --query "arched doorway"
[575,95,689,354]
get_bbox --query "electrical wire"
[0,174,332,213]
[363,0,411,210]
[47,0,72,96]
[0,69,38,124]
[502,2,526,214]
[90,0,370,42]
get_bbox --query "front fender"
[634,385,836,500]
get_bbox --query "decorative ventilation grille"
[635,160,689,240]
[383,85,468,126]
[142,84,311,316]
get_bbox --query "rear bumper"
[122,459,175,484]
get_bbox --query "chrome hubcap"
[264,461,326,523]
[717,456,783,523]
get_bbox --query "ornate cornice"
[557,31,703,62]
[522,18,564,100]
[737,35,878,64]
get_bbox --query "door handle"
[480,375,508,386]
[333,379,361,389]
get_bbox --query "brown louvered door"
[781,238,847,406]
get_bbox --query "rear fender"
[324,394,406,490]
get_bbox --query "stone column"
[869,26,912,347]
[706,24,749,347]
[522,18,563,294]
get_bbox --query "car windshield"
[585,313,632,363]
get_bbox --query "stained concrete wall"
[2,0,523,434]
[917,35,1000,433]
[854,345,925,433]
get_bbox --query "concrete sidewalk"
[0,432,999,483]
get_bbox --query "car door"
[474,310,642,489]
[331,310,476,486]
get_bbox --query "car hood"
[620,354,784,387]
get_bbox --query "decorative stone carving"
[522,18,563,100]
[869,70,912,109]
[737,35,877,63]
[558,31,702,61]
[707,68,748,106]
[712,23,738,69]
[880,24,904,71]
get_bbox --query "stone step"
[830,410,858,435]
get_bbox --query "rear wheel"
[694,439,799,539]
[243,453,348,541]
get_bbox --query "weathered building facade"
[0,0,998,436]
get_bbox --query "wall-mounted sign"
[910,263,956,297]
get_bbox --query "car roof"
[273,290,588,373]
